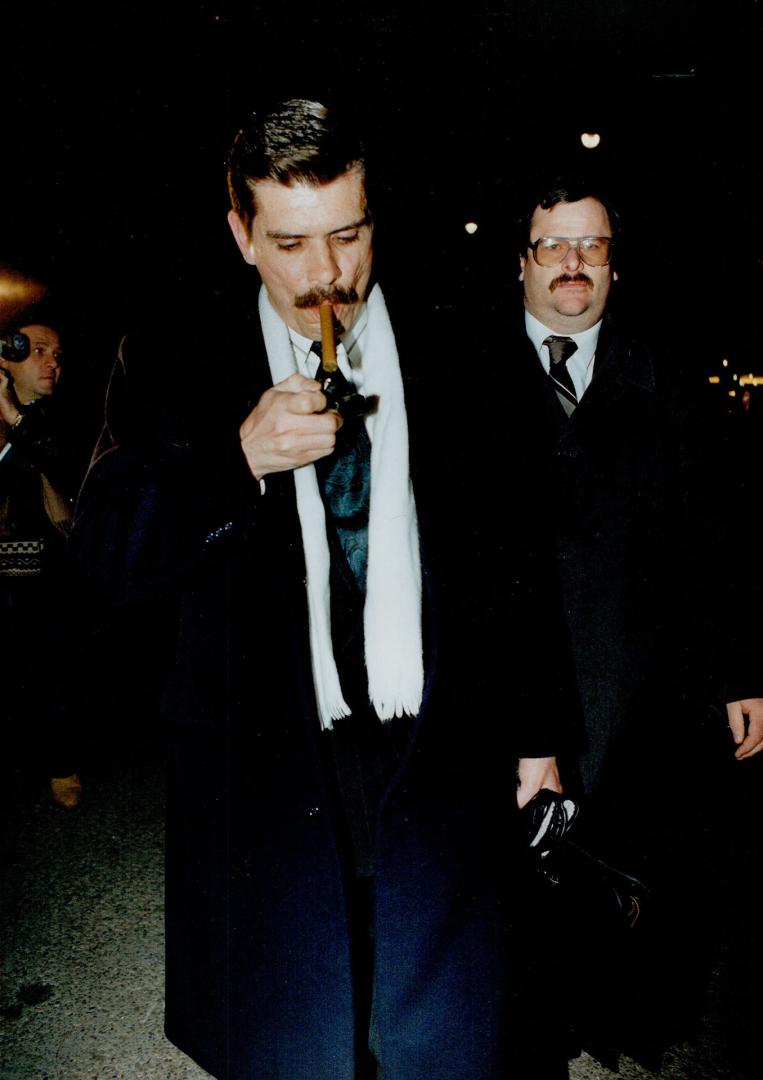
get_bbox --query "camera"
[0,331,31,363]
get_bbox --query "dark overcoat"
[71,291,574,1080]
[459,309,763,1063]
[487,312,761,801]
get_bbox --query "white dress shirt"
[525,310,602,402]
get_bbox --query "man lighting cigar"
[73,100,576,1079]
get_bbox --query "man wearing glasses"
[519,193,616,417]
[513,179,763,803]
[494,177,763,1073]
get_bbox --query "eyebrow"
[265,216,371,241]
[532,234,612,240]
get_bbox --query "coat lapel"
[570,314,656,428]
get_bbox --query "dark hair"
[226,99,367,234]
[517,176,621,253]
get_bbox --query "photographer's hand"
[0,365,23,428]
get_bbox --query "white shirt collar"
[525,310,602,363]
[525,311,603,399]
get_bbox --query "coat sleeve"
[463,479,583,763]
[408,307,583,767]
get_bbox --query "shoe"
[50,773,83,810]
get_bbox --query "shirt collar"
[525,310,603,366]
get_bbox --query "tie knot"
[544,335,578,366]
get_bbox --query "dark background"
[2,0,762,452]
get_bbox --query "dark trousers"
[320,709,413,1079]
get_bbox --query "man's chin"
[553,299,591,318]
[290,308,323,339]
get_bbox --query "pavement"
[2,743,762,1080]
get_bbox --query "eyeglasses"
[528,236,613,267]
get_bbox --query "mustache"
[295,285,360,308]
[550,273,592,292]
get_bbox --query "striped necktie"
[544,335,579,412]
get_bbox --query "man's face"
[228,167,374,339]
[0,324,62,403]
[519,197,617,333]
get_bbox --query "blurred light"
[580,132,601,149]
[722,358,729,368]
[0,266,47,333]
[728,390,737,397]
[740,375,763,386]
[733,374,738,381]
[708,376,721,384]
[464,222,479,235]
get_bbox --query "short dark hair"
[517,177,621,253]
[226,98,367,234]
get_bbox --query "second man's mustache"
[550,273,592,291]
[295,285,360,308]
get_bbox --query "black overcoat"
[71,291,574,1080]
[487,313,761,800]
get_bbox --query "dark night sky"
[2,1,762,440]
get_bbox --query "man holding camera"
[1,318,82,811]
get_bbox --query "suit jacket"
[489,310,761,800]
[71,288,577,1080]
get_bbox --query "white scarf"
[258,284,423,729]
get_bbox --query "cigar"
[319,302,338,372]
[315,301,368,420]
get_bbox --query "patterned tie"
[544,335,579,412]
[312,342,371,592]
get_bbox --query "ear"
[227,210,257,266]
[518,254,526,282]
